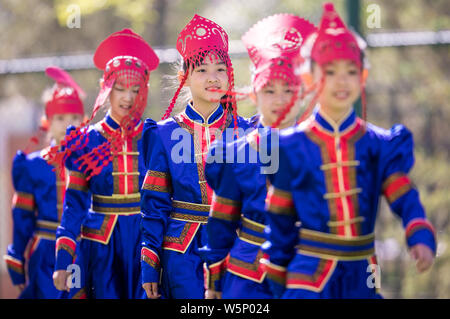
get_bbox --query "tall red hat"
[91,28,160,122]
[242,14,316,91]
[176,14,229,63]
[162,15,238,127]
[44,66,85,118]
[310,2,361,68]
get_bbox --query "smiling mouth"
[119,104,132,110]
[205,86,221,92]
[333,91,350,100]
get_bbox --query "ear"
[300,72,314,92]
[178,70,189,87]
[361,68,369,86]
[249,91,257,105]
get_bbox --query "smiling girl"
[140,15,250,299]
[52,29,159,299]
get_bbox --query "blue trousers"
[63,214,145,299]
[160,233,205,299]
[282,258,383,299]
[19,238,60,299]
[222,271,273,299]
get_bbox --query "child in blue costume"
[263,3,436,299]
[4,66,84,298]
[52,29,159,299]
[140,15,250,299]
[201,14,316,299]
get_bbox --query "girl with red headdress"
[52,29,159,299]
[3,66,84,298]
[200,14,316,299]
[263,3,436,298]
[140,15,250,299]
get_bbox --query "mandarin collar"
[105,112,141,131]
[185,102,224,125]
[314,107,356,133]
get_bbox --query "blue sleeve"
[262,131,302,297]
[200,140,241,291]
[380,125,436,254]
[4,151,36,285]
[55,126,92,271]
[140,119,172,283]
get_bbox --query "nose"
[124,88,134,101]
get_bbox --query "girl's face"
[256,79,300,128]
[49,113,83,143]
[313,59,361,114]
[109,76,141,122]
[184,53,229,108]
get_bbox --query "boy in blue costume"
[262,3,436,299]
[4,66,84,298]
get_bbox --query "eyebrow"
[200,61,226,66]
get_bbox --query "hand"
[16,283,25,293]
[410,244,434,273]
[53,270,71,292]
[143,282,161,299]
[205,289,222,299]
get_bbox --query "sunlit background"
[0,0,449,298]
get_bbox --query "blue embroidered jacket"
[55,113,145,270]
[4,147,66,285]
[201,115,275,291]
[140,103,251,283]
[263,108,436,294]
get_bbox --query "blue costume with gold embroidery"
[4,148,66,298]
[140,103,250,298]
[55,114,146,299]
[263,109,437,298]
[201,115,273,298]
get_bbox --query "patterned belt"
[92,193,141,215]
[35,220,59,240]
[169,200,210,224]
[296,228,375,260]
[237,217,266,246]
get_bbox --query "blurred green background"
[0,0,448,298]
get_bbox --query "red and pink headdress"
[162,15,238,131]
[242,13,316,92]
[294,2,369,124]
[47,29,159,179]
[309,2,362,68]
[91,28,159,126]
[44,66,85,119]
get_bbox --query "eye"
[264,89,275,94]
[325,69,335,76]
[196,68,206,73]
[114,86,125,91]
[217,67,226,72]
[348,69,358,75]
